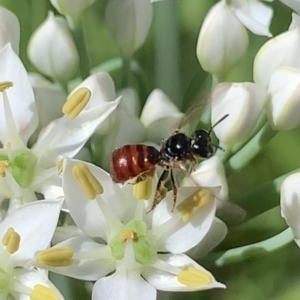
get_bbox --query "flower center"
[0,148,37,188]
[109,220,155,264]
[0,267,9,292]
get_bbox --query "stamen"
[29,284,59,300]
[0,161,8,177]
[120,229,138,243]
[62,87,91,119]
[36,247,74,267]
[177,267,212,286]
[0,268,9,291]
[0,81,13,92]
[57,159,63,174]
[2,227,20,254]
[133,176,152,200]
[72,163,103,199]
[176,188,212,222]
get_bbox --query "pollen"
[176,188,212,222]
[29,284,59,300]
[2,227,20,254]
[177,267,212,286]
[120,229,138,243]
[62,87,91,119]
[37,247,74,267]
[0,81,13,92]
[133,176,152,200]
[72,163,103,199]
[0,161,8,177]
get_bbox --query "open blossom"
[0,44,119,215]
[0,199,64,299]
[34,158,226,300]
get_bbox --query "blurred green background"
[1,0,300,299]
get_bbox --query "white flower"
[280,172,300,247]
[211,82,267,146]
[35,158,225,300]
[267,67,300,130]
[50,0,96,17]
[0,44,119,213]
[28,12,79,82]
[0,6,20,54]
[105,0,153,56]
[254,13,300,88]
[0,199,64,299]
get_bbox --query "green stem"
[234,167,300,219]
[67,14,90,79]
[153,1,181,107]
[225,122,277,175]
[121,55,131,88]
[215,227,293,267]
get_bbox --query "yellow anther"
[133,176,152,200]
[29,284,59,300]
[2,227,20,254]
[37,247,74,267]
[176,188,212,222]
[0,161,8,177]
[72,163,103,199]
[177,267,212,286]
[120,229,138,243]
[62,87,91,119]
[57,159,63,174]
[0,81,13,92]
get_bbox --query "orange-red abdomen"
[110,144,160,183]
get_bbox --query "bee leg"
[170,169,177,212]
[187,155,197,174]
[147,168,169,213]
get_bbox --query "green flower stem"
[153,1,181,107]
[67,14,90,80]
[215,227,293,267]
[121,55,131,88]
[225,122,277,175]
[234,168,300,220]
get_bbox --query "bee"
[110,86,230,212]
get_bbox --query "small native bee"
[110,86,230,212]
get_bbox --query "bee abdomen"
[110,144,160,183]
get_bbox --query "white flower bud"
[28,12,79,82]
[267,67,300,130]
[196,1,248,78]
[211,82,267,146]
[50,0,96,16]
[280,172,300,247]
[254,13,300,88]
[140,89,183,143]
[105,0,153,56]
[0,7,20,54]
[117,87,140,117]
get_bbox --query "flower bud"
[50,0,96,16]
[28,12,79,82]
[254,13,300,88]
[267,67,300,130]
[0,7,20,54]
[211,82,267,146]
[117,87,140,117]
[280,172,300,247]
[140,89,183,144]
[196,1,248,78]
[105,0,153,56]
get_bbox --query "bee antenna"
[208,114,229,136]
[211,143,225,152]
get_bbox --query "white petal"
[0,44,38,144]
[151,187,216,253]
[117,87,140,117]
[0,7,20,54]
[40,236,115,281]
[52,225,84,245]
[280,172,300,241]
[62,158,124,239]
[187,218,227,260]
[143,253,225,291]
[0,199,63,266]
[231,0,273,36]
[92,269,156,300]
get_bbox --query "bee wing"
[176,82,232,130]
